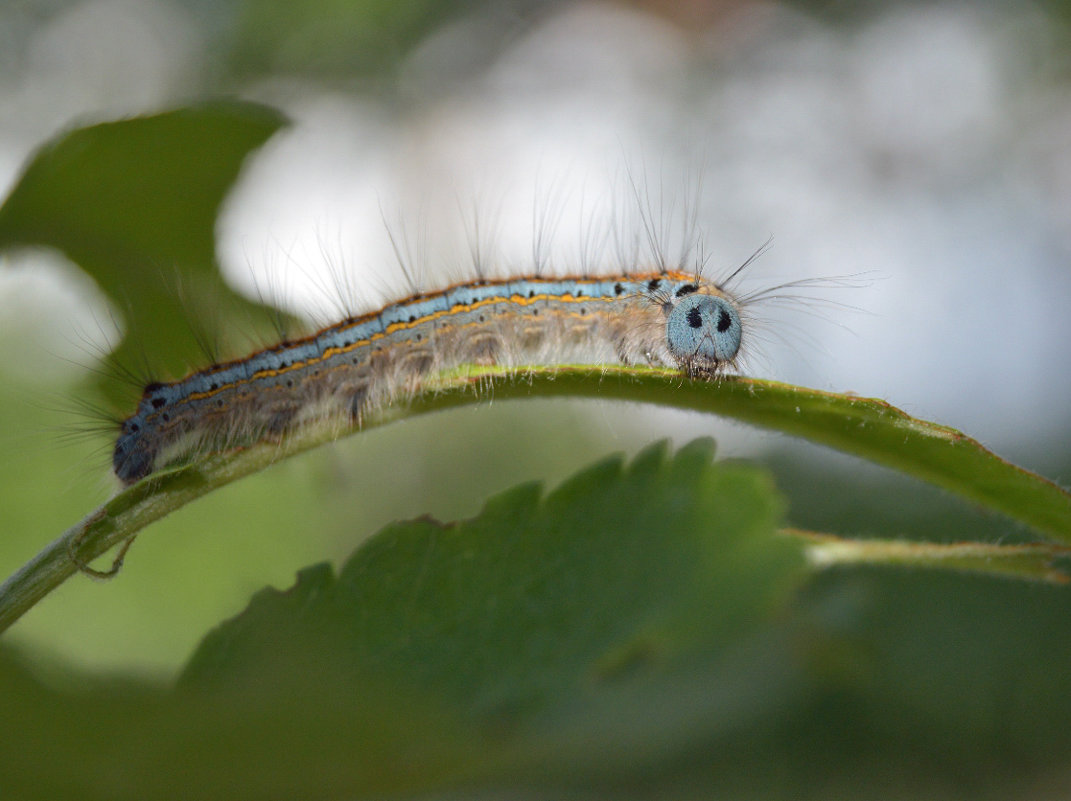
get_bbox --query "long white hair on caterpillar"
[64,173,862,487]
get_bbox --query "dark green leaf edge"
[2,365,1069,634]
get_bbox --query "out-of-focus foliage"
[2,443,1071,800]
[224,0,488,79]
[0,102,289,397]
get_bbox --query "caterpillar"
[111,267,753,485]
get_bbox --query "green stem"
[2,367,1069,633]
[789,529,1070,584]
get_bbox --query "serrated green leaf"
[0,442,809,800]
[177,440,806,782]
[5,445,1071,799]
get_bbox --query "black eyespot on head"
[675,284,698,298]
[717,309,732,332]
[647,278,661,291]
[151,397,166,409]
[614,283,625,295]
[686,306,703,329]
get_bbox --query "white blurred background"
[4,0,1071,461]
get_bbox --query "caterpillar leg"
[67,522,138,580]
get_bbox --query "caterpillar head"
[665,290,742,374]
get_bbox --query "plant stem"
[3,367,1069,633]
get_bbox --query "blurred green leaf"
[0,441,810,799]
[227,0,476,78]
[794,567,1071,772]
[4,443,1071,800]
[0,102,289,398]
[182,439,807,746]
[0,641,479,800]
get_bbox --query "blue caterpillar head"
[665,293,742,372]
